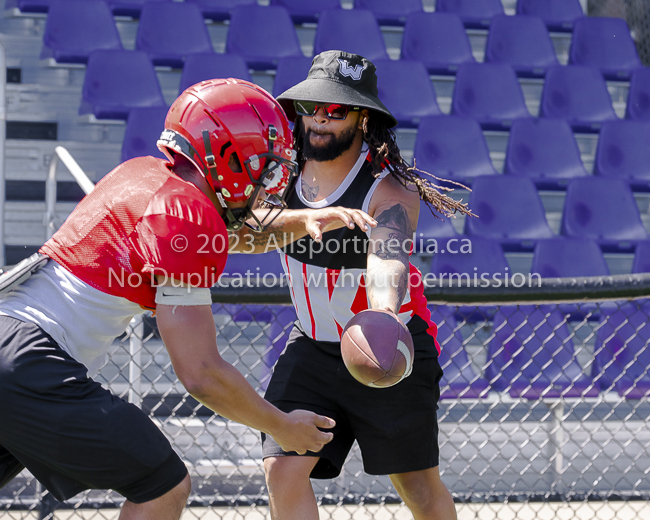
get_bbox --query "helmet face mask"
[157,78,298,232]
[221,142,298,232]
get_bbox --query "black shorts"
[0,315,188,503]
[262,315,443,479]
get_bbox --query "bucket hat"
[276,50,397,128]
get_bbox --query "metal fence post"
[550,400,566,486]
[0,44,7,267]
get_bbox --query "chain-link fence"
[589,0,650,66]
[2,276,650,519]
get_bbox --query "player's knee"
[263,456,284,485]
[401,483,435,513]
[263,457,309,488]
[393,473,438,513]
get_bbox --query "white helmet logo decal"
[337,58,366,81]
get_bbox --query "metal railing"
[45,146,95,240]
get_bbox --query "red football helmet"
[157,78,297,231]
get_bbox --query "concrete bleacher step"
[3,139,121,263]
[4,200,78,247]
[574,133,599,173]
[6,82,128,143]
[0,31,43,69]
[5,140,121,182]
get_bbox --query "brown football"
[340,309,415,388]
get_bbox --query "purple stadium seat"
[531,237,609,320]
[594,120,650,191]
[272,56,313,98]
[594,300,650,398]
[374,59,441,127]
[435,0,504,29]
[413,115,497,185]
[531,238,609,278]
[451,62,531,130]
[41,0,122,65]
[313,9,389,62]
[539,65,618,133]
[226,5,303,70]
[504,118,588,190]
[569,17,642,81]
[354,0,423,26]
[484,14,559,78]
[121,106,169,163]
[487,304,598,399]
[135,2,213,68]
[429,236,509,278]
[430,305,490,399]
[516,0,585,32]
[415,200,459,254]
[79,50,166,121]
[400,12,475,75]
[269,0,340,24]
[5,0,51,13]
[428,236,507,324]
[632,241,650,274]
[625,68,650,121]
[561,177,649,252]
[107,0,171,18]
[464,175,554,251]
[186,0,257,22]
[179,53,252,94]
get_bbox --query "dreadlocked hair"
[292,115,475,220]
[361,115,475,219]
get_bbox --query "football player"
[0,79,375,520]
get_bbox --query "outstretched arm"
[155,278,335,454]
[229,207,376,254]
[366,178,419,314]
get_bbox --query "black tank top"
[281,152,377,269]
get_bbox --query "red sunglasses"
[294,101,361,120]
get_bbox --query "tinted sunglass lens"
[295,101,350,119]
[295,101,317,116]
[325,104,349,119]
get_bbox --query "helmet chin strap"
[215,193,247,231]
[202,130,247,231]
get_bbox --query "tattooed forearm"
[370,204,413,263]
[373,232,409,261]
[366,254,409,314]
[367,203,414,313]
[229,221,293,253]
[374,204,413,237]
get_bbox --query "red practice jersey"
[41,156,228,309]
